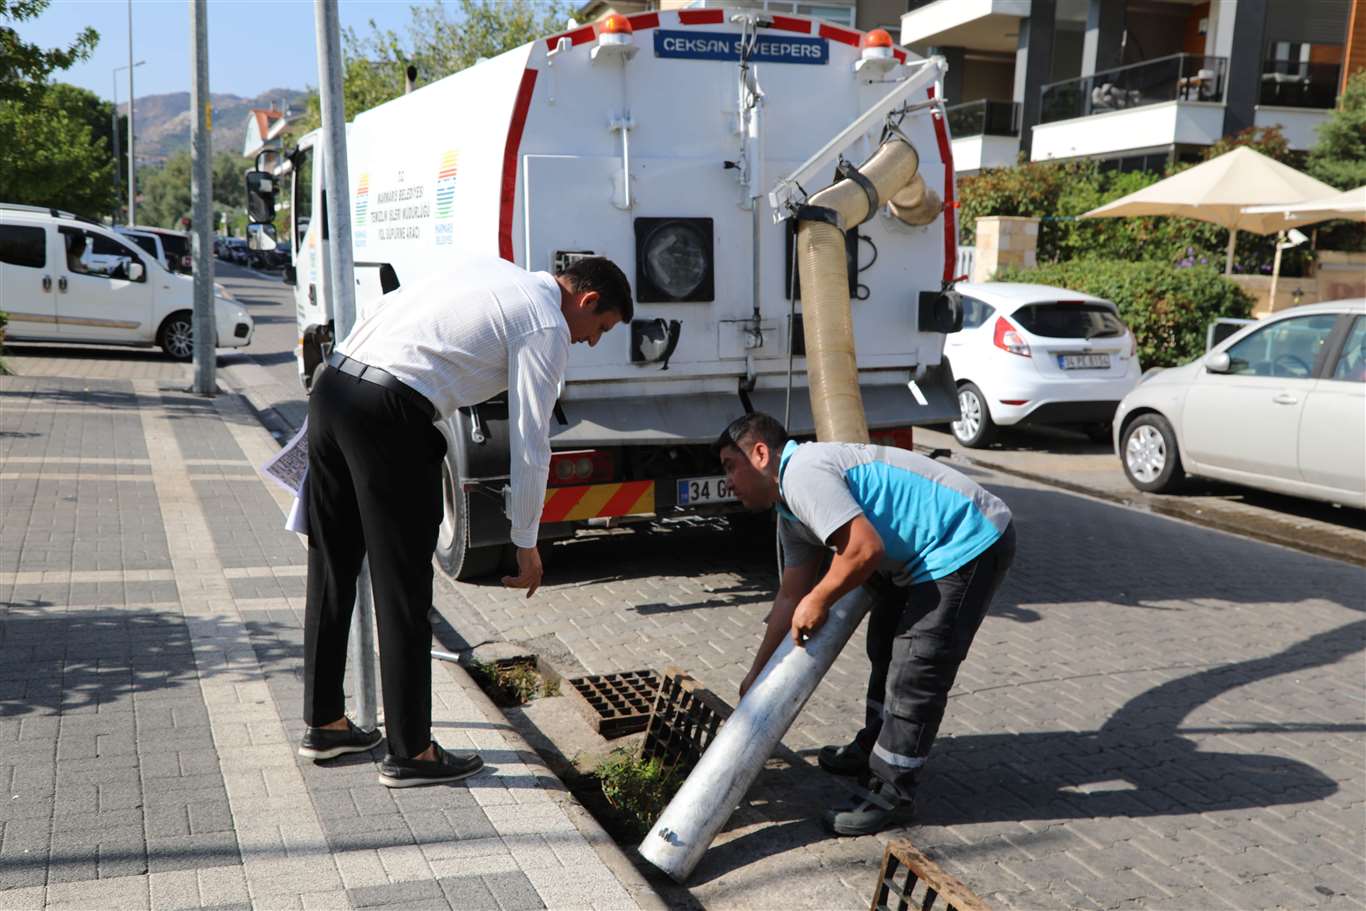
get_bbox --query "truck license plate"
[676,476,735,506]
[1060,354,1110,370]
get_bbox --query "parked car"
[219,237,248,265]
[1115,299,1366,508]
[114,226,173,272]
[0,203,254,359]
[943,282,1142,447]
[133,225,192,273]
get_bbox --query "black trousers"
[863,524,1016,795]
[303,366,446,759]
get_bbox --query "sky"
[15,0,429,102]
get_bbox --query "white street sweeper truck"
[250,9,964,579]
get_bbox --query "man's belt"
[326,352,435,421]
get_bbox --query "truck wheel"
[157,311,194,361]
[1121,413,1185,493]
[951,382,996,448]
[435,458,504,580]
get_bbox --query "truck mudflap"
[550,361,960,448]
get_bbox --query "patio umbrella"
[1242,186,1366,306]
[1080,146,1340,273]
[1241,185,1366,229]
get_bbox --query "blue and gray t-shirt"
[777,440,1011,586]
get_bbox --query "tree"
[1201,124,1296,165]
[1307,69,1366,191]
[138,149,256,231]
[0,82,116,216]
[0,0,98,100]
[293,0,573,133]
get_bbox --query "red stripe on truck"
[628,12,660,31]
[927,85,957,285]
[678,9,724,24]
[818,23,860,46]
[499,68,539,263]
[770,15,812,33]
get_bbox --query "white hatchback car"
[1,204,253,360]
[1115,299,1366,508]
[944,282,1142,447]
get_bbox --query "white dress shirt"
[338,256,569,549]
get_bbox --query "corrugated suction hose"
[795,137,930,443]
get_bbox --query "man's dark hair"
[559,256,634,323]
[714,412,789,459]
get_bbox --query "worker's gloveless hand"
[502,546,543,598]
[791,593,830,647]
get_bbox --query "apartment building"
[901,0,1361,173]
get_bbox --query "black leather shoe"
[378,742,484,788]
[817,740,870,778]
[823,778,915,836]
[297,719,383,762]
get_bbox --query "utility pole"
[190,0,215,395]
[112,61,143,224]
[314,0,376,729]
[127,0,137,224]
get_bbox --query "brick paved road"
[437,466,1366,910]
[1,374,649,909]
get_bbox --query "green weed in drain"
[468,659,555,706]
[596,748,683,841]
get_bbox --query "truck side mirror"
[245,170,277,224]
[247,223,279,251]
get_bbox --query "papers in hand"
[260,419,310,535]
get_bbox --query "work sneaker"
[297,719,383,762]
[823,778,915,836]
[817,740,870,778]
[378,742,484,788]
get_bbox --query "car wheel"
[1121,414,1185,493]
[435,457,505,581]
[952,383,996,448]
[157,311,194,361]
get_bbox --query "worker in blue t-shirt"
[717,412,1016,836]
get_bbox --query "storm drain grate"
[641,666,732,771]
[564,670,662,738]
[871,840,991,911]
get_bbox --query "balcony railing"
[946,99,1020,137]
[1040,54,1228,124]
[1260,60,1341,109]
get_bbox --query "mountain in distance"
[117,87,311,164]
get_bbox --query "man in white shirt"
[298,256,632,788]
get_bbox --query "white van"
[0,204,254,360]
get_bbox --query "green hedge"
[992,260,1254,368]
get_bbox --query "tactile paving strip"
[641,666,732,772]
[564,669,662,738]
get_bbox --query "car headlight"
[634,217,714,302]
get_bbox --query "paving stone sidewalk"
[1,373,654,910]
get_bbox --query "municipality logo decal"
[354,174,369,225]
[435,151,458,218]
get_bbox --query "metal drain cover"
[564,669,661,738]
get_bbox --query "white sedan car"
[1115,299,1366,508]
[944,282,1142,447]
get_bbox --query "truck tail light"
[549,450,614,487]
[870,427,915,450]
[993,316,1031,357]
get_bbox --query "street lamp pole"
[127,0,137,225]
[112,60,144,224]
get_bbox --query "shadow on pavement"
[0,606,296,718]
[689,617,1364,882]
